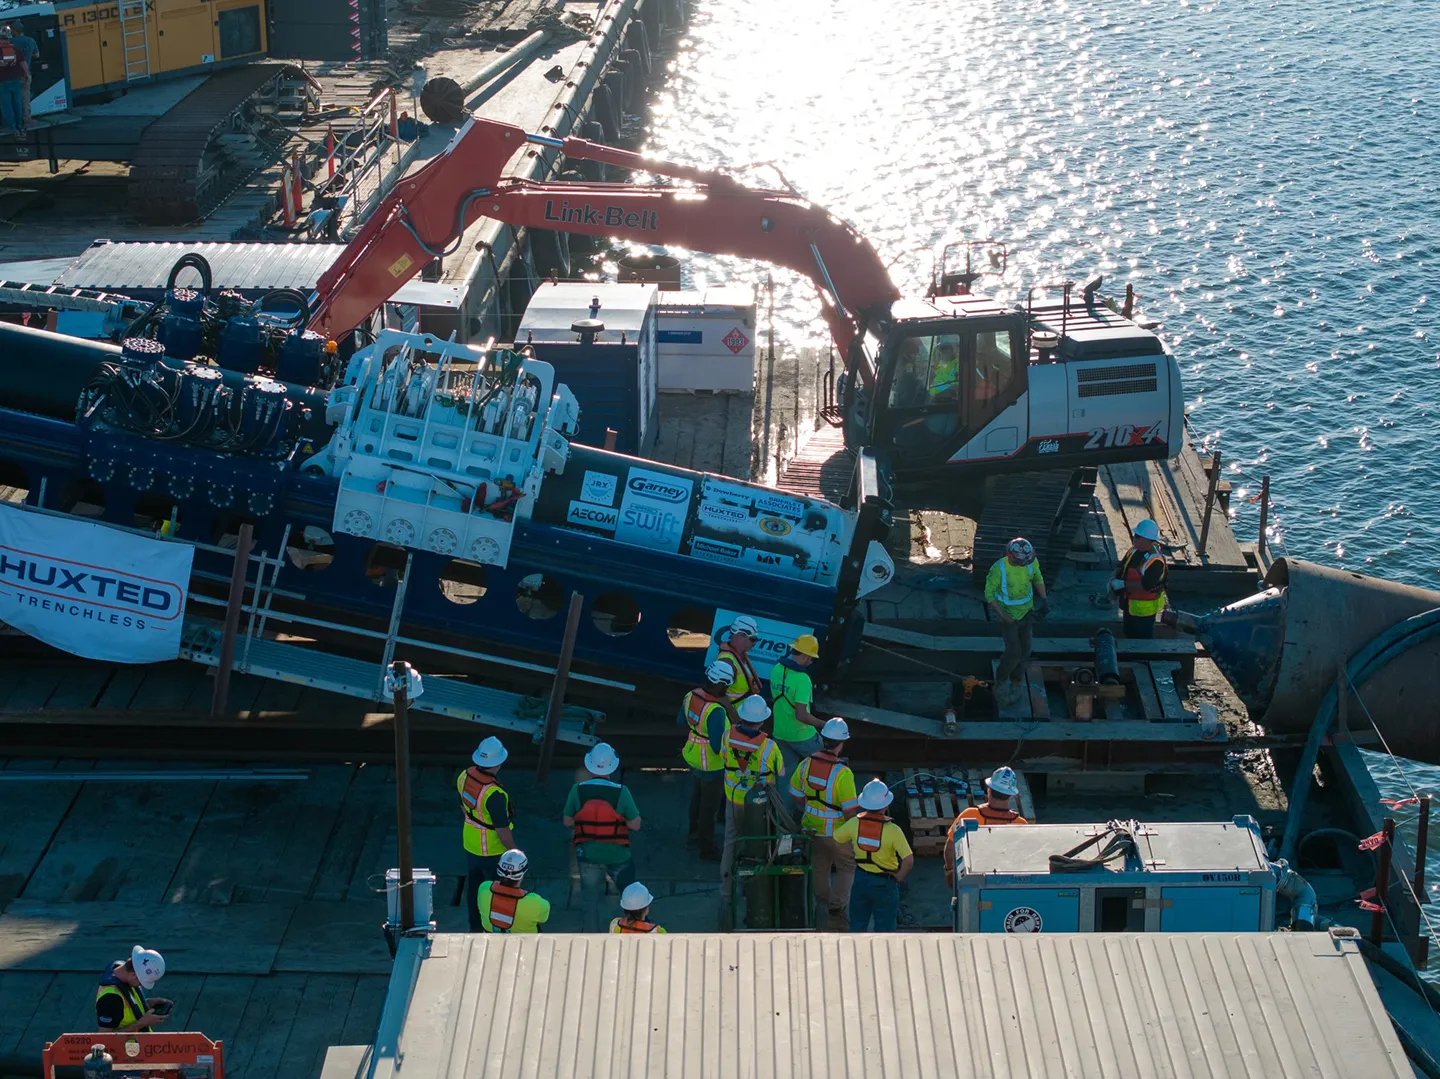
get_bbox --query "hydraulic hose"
[1279,608,1440,864]
[165,251,213,295]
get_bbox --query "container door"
[1093,886,1146,932]
[980,888,1080,934]
[211,0,265,61]
[58,17,105,91]
[1160,886,1263,932]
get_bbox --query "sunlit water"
[638,0,1440,946]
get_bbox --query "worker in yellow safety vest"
[458,736,515,932]
[714,614,763,702]
[788,717,861,929]
[96,946,171,1033]
[610,882,668,934]
[984,536,1047,707]
[719,694,785,903]
[681,660,734,862]
[1110,518,1168,639]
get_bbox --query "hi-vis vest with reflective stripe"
[796,751,851,836]
[853,812,894,874]
[993,558,1035,607]
[482,882,527,932]
[96,964,147,1031]
[681,688,727,772]
[1118,547,1167,617]
[723,727,778,803]
[717,640,760,702]
[458,767,508,856]
[610,916,666,934]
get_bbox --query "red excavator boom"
[309,117,900,379]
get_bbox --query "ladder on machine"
[118,0,152,82]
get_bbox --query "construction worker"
[788,717,860,929]
[719,694,785,899]
[563,742,642,932]
[96,946,170,1033]
[458,736,514,933]
[985,537,1047,706]
[929,340,960,401]
[1111,518,1168,638]
[477,849,551,933]
[943,766,1029,888]
[714,614,763,703]
[681,660,733,861]
[834,779,913,932]
[770,632,825,777]
[610,882,667,934]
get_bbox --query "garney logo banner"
[0,506,194,663]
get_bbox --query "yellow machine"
[57,0,267,93]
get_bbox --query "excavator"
[308,116,1185,570]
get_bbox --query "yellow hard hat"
[791,633,820,658]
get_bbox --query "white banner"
[0,506,194,663]
[706,608,817,681]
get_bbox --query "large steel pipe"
[419,31,551,125]
[1174,557,1440,762]
[0,320,119,420]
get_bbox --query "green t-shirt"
[564,780,639,865]
[770,662,815,743]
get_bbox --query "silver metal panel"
[366,931,1411,1079]
[961,819,1269,877]
[53,241,346,291]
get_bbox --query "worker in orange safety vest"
[944,767,1029,888]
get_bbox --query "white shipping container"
[655,287,757,393]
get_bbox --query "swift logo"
[543,201,658,231]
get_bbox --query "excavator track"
[128,63,317,226]
[971,467,1097,584]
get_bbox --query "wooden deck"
[0,756,729,1078]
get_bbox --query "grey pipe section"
[1269,859,1317,928]
[419,31,552,124]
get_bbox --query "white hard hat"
[821,717,850,741]
[1005,537,1036,565]
[1133,519,1161,542]
[497,849,529,880]
[729,614,759,638]
[620,881,654,911]
[857,778,893,812]
[584,741,620,776]
[986,766,1020,797]
[130,946,165,989]
[472,736,508,768]
[705,660,733,684]
[735,694,771,725]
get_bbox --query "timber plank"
[338,975,389,1046]
[0,971,53,1058]
[252,678,305,714]
[1131,665,1163,720]
[0,666,68,711]
[184,974,258,1050]
[0,764,87,910]
[863,621,1197,658]
[128,666,205,711]
[264,766,359,902]
[346,787,397,902]
[22,779,214,903]
[223,973,306,1079]
[1151,661,1189,720]
[311,764,390,902]
[94,667,145,710]
[720,392,754,480]
[15,973,94,1065]
[277,975,358,1079]
[40,666,111,711]
[0,901,292,974]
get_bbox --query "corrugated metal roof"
[365,931,1410,1079]
[53,241,343,292]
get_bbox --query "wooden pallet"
[898,766,1037,856]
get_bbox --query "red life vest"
[486,882,527,932]
[802,751,844,810]
[0,43,18,68]
[614,917,661,934]
[459,767,501,827]
[571,781,630,847]
[853,812,893,874]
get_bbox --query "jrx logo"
[543,200,658,231]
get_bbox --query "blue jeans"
[0,81,22,131]
[776,733,825,780]
[465,852,501,932]
[576,851,634,932]
[848,869,900,932]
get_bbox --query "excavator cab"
[866,310,1029,488]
